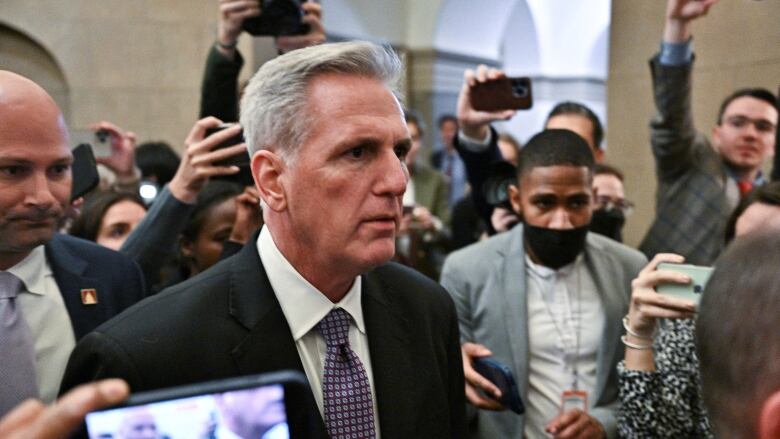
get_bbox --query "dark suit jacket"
[61,238,466,439]
[45,233,146,340]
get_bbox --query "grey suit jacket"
[639,55,741,265]
[440,225,646,439]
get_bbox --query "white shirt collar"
[256,226,365,342]
[5,245,53,296]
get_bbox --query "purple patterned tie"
[316,308,376,439]
[0,272,39,416]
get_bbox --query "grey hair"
[239,41,404,163]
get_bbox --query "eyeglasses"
[723,116,776,134]
[594,195,635,215]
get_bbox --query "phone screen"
[86,383,289,439]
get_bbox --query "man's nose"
[548,208,575,230]
[23,172,57,209]
[376,151,409,196]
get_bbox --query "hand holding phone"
[656,262,713,306]
[472,357,524,415]
[457,66,519,140]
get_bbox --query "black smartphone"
[470,77,533,112]
[71,143,100,201]
[243,0,310,36]
[472,357,524,415]
[204,123,254,186]
[85,371,323,439]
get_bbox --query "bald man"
[0,71,145,414]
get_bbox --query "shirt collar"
[257,227,365,342]
[5,245,52,296]
[524,253,582,280]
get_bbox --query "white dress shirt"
[524,255,604,438]
[256,227,381,437]
[6,245,76,403]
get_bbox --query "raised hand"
[457,65,516,140]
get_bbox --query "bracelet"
[621,335,653,350]
[622,315,654,340]
[216,40,238,50]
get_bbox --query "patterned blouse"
[617,318,713,438]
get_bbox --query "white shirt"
[524,255,604,438]
[6,245,76,403]
[256,227,381,437]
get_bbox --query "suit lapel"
[45,235,111,339]
[226,241,327,437]
[584,236,627,406]
[498,226,531,397]
[228,241,306,375]
[362,271,414,437]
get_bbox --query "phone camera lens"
[694,284,703,294]
[510,81,528,98]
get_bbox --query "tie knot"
[0,272,23,300]
[316,308,352,347]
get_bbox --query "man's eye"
[347,146,365,159]
[394,145,409,159]
[0,166,26,177]
[49,164,71,177]
[728,117,748,128]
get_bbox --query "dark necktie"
[0,272,39,416]
[316,308,376,439]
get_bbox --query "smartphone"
[85,371,323,439]
[71,143,100,201]
[204,123,254,186]
[243,0,309,36]
[472,357,524,415]
[656,262,714,306]
[470,77,533,112]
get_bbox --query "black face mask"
[523,223,589,270]
[589,208,625,242]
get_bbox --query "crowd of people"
[1,0,779,438]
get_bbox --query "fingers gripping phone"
[656,263,714,306]
[85,371,324,439]
[472,357,525,415]
[470,77,533,112]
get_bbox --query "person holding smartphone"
[201,0,326,122]
[619,181,780,438]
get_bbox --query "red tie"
[737,180,754,197]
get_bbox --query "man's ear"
[508,183,522,216]
[711,124,723,151]
[251,150,287,212]
[758,389,780,439]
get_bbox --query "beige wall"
[607,0,780,247]
[1,0,259,150]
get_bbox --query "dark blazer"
[45,233,146,340]
[639,56,740,265]
[60,237,466,439]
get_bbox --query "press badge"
[561,390,588,413]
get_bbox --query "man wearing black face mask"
[441,107,647,437]
[590,164,633,242]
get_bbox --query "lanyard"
[534,263,583,390]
